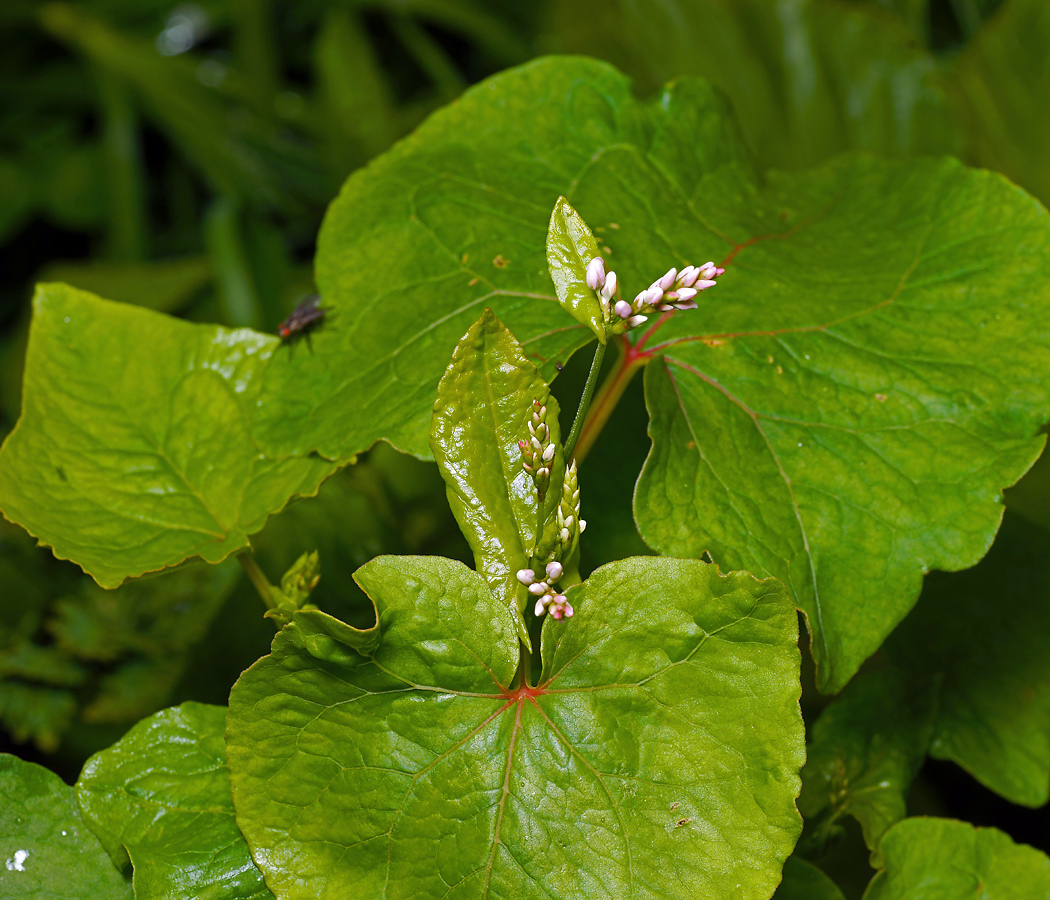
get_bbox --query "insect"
[277,294,327,340]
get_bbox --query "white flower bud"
[534,597,548,616]
[560,527,570,542]
[614,299,633,319]
[528,581,548,596]
[658,268,677,291]
[678,266,698,287]
[586,257,606,290]
[674,299,698,311]
[579,519,587,532]
[546,561,563,581]
[675,287,698,302]
[516,568,535,585]
[627,315,648,327]
[602,270,618,298]
[695,279,718,291]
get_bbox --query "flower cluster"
[517,398,555,501]
[517,560,573,619]
[556,459,585,558]
[586,257,723,333]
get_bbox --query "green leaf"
[773,857,846,900]
[545,0,962,171]
[864,818,1050,899]
[227,555,804,899]
[0,284,335,586]
[546,196,607,342]
[798,668,938,852]
[885,511,1050,806]
[631,149,1050,692]
[0,754,131,899]
[36,257,212,314]
[74,703,271,900]
[430,310,564,638]
[954,0,1050,207]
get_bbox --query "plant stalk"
[238,552,277,610]
[562,339,607,460]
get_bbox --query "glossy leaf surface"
[227,555,804,899]
[886,512,1050,806]
[430,310,563,634]
[864,818,1050,899]
[798,668,937,851]
[546,196,606,341]
[0,754,131,899]
[0,284,335,586]
[75,703,270,900]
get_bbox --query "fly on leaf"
[277,295,327,340]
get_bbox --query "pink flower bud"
[542,443,556,462]
[677,266,698,287]
[586,257,606,290]
[614,299,633,319]
[658,268,677,291]
[627,315,648,327]
[546,561,563,581]
[516,569,535,585]
[675,287,698,301]
[602,271,617,299]
[528,581,548,596]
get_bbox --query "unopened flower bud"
[528,581,548,596]
[614,299,633,319]
[602,271,617,299]
[627,315,648,327]
[695,279,718,291]
[675,287,698,302]
[546,561,563,581]
[658,268,677,291]
[542,443,556,462]
[586,257,606,290]
[516,569,535,585]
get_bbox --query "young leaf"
[0,284,335,586]
[798,667,938,852]
[74,703,271,900]
[430,310,563,637]
[226,555,804,899]
[864,818,1050,899]
[773,857,846,900]
[885,512,1050,806]
[546,196,607,342]
[0,754,131,899]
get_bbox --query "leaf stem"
[563,339,607,460]
[572,336,647,463]
[518,636,532,688]
[238,552,277,610]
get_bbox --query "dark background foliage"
[1,2,1048,895]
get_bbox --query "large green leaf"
[74,703,271,900]
[773,857,846,900]
[0,755,131,900]
[863,818,1050,899]
[798,668,937,852]
[632,150,1050,692]
[227,554,804,899]
[886,512,1050,806]
[0,284,335,586]
[545,0,962,172]
[430,310,564,637]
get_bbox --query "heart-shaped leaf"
[864,818,1050,898]
[798,668,937,852]
[74,703,271,900]
[0,284,336,587]
[886,511,1050,806]
[0,754,131,899]
[430,309,565,640]
[226,554,804,899]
